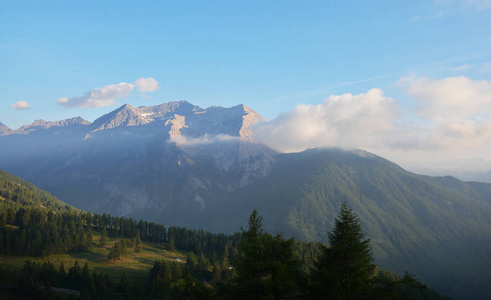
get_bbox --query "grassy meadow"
[0,234,186,283]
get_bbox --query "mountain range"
[1,101,491,298]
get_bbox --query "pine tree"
[108,240,127,261]
[310,202,376,300]
[186,251,197,272]
[221,244,230,271]
[85,230,93,250]
[100,227,107,248]
[198,251,209,272]
[211,262,221,285]
[82,262,91,288]
[168,231,175,252]
[234,210,300,299]
[58,261,66,287]
[134,230,142,253]
[211,250,217,265]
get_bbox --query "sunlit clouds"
[58,78,160,108]
[253,76,491,175]
[135,77,160,93]
[10,101,30,110]
[253,88,397,152]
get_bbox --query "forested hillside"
[0,169,76,212]
[0,205,449,299]
[215,148,491,299]
[0,169,452,299]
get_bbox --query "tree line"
[1,203,452,299]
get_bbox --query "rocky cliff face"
[0,101,276,219]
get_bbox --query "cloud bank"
[254,88,397,152]
[253,76,491,176]
[58,77,159,108]
[171,134,239,147]
[10,101,30,110]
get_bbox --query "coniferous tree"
[233,209,265,298]
[108,240,127,261]
[85,230,93,250]
[221,244,230,272]
[100,227,107,248]
[58,261,66,287]
[186,251,198,272]
[134,230,142,253]
[198,251,209,272]
[310,202,376,300]
[233,210,300,299]
[211,262,221,285]
[168,231,176,252]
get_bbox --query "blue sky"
[1,1,491,177]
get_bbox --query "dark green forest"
[1,205,450,299]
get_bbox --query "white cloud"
[401,76,491,122]
[10,101,30,110]
[171,134,239,146]
[391,76,491,175]
[135,77,160,93]
[58,82,135,108]
[58,77,160,108]
[253,88,398,152]
[253,76,491,176]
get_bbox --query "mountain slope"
[0,169,76,212]
[214,148,491,299]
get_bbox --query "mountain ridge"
[1,101,262,141]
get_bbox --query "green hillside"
[0,169,77,212]
[0,169,452,299]
[217,148,491,299]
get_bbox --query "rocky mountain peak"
[31,119,49,127]
[26,117,91,129]
[237,104,263,140]
[66,117,92,126]
[138,100,202,120]
[90,103,149,132]
[3,101,264,141]
[0,122,10,134]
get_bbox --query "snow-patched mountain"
[0,101,274,218]
[84,101,262,140]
